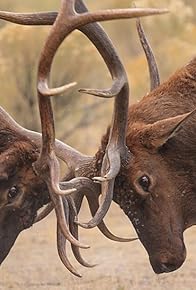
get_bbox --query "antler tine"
[77,187,137,242]
[87,194,137,242]
[57,225,82,277]
[57,198,82,277]
[59,182,97,268]
[136,16,160,90]
[97,220,138,243]
[51,191,89,249]
[67,197,96,268]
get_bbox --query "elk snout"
[149,240,186,274]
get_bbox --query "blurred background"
[0,1,196,290]
[0,0,195,156]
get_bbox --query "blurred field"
[0,201,196,290]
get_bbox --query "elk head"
[114,108,196,273]
[0,125,49,264]
[113,53,196,273]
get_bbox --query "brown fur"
[96,57,196,273]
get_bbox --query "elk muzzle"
[148,236,186,274]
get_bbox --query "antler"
[136,18,160,90]
[0,0,168,276]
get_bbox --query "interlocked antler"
[0,0,168,276]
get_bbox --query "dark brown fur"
[0,130,49,263]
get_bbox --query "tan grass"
[0,201,196,290]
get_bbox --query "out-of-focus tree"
[0,0,195,153]
[0,24,110,141]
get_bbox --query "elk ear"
[141,110,195,149]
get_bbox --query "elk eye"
[138,175,150,192]
[8,186,19,200]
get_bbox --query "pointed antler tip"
[78,88,115,98]
[93,176,107,183]
[38,81,77,97]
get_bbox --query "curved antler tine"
[77,179,114,229]
[38,81,77,97]
[75,0,130,228]
[136,15,160,90]
[56,197,82,277]
[37,4,166,98]
[67,197,96,268]
[76,187,136,241]
[98,220,137,243]
[78,78,125,99]
[34,202,54,223]
[86,193,137,242]
[57,224,82,277]
[60,177,99,195]
[51,193,89,249]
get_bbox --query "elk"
[0,0,195,278]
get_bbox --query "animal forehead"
[0,162,36,193]
[0,139,37,172]
[0,142,40,201]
